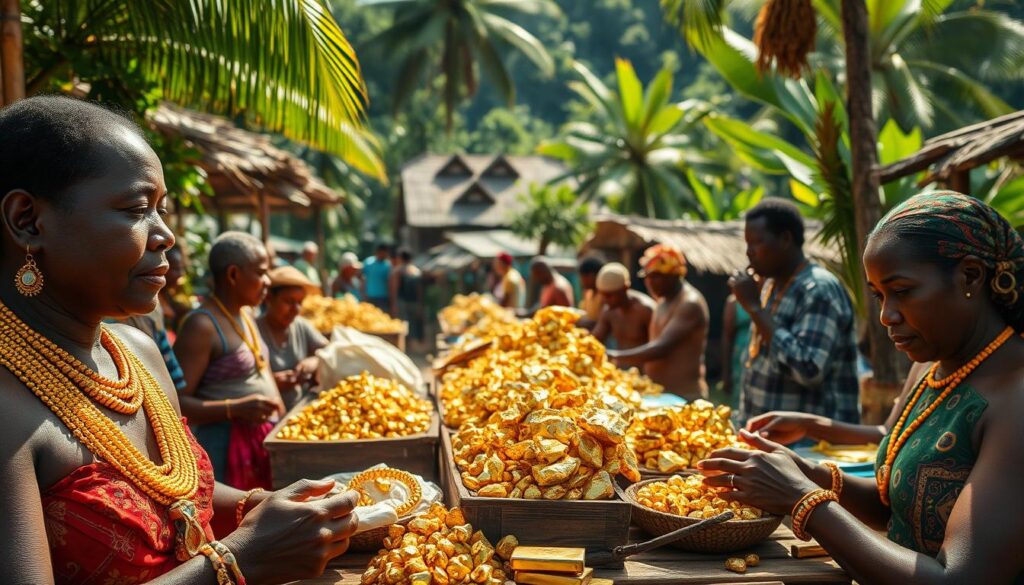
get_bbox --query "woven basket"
[624,478,782,553]
[349,515,414,552]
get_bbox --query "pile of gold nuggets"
[442,307,661,500]
[438,294,516,336]
[361,504,518,585]
[635,474,763,520]
[276,372,431,440]
[301,294,405,335]
[626,401,743,473]
[441,307,662,429]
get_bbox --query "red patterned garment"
[42,419,216,585]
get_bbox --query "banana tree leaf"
[686,169,719,220]
[790,179,820,208]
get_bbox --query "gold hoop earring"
[991,261,1018,305]
[14,246,44,296]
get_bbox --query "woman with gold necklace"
[0,96,358,584]
[700,192,1024,583]
[176,231,286,490]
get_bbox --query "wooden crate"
[365,321,409,353]
[439,427,631,552]
[264,395,440,489]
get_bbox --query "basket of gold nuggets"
[627,401,745,476]
[624,475,781,553]
[360,503,519,585]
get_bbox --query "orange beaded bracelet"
[823,462,843,497]
[791,488,838,541]
[236,488,264,526]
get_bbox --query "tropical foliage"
[509,183,592,255]
[360,0,558,128]
[539,59,725,218]
[662,0,1024,134]
[21,0,384,179]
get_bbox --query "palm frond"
[77,0,382,177]
[660,0,729,49]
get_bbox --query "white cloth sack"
[315,325,424,394]
[325,464,443,534]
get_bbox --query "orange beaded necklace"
[877,325,1014,505]
[0,300,199,506]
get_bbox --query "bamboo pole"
[0,0,24,106]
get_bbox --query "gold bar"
[790,543,828,559]
[509,547,587,574]
[514,567,594,585]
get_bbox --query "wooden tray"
[264,395,440,489]
[439,427,631,552]
[365,321,409,353]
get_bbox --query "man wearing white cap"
[331,251,364,300]
[592,263,656,350]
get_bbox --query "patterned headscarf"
[872,190,1024,312]
[638,243,687,278]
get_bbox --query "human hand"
[698,439,820,517]
[728,270,761,312]
[230,395,282,423]
[294,356,320,384]
[745,411,825,445]
[222,479,359,583]
[273,370,299,391]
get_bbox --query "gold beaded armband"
[791,488,838,541]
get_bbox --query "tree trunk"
[0,0,25,106]
[841,0,903,385]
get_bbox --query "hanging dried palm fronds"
[753,0,817,78]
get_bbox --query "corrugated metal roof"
[401,154,568,228]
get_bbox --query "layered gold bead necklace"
[0,300,199,507]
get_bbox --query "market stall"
[263,304,854,585]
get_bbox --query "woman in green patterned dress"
[700,191,1024,584]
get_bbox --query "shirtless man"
[528,256,574,309]
[592,262,655,349]
[608,244,709,400]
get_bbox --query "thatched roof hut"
[396,153,568,252]
[149,103,341,238]
[580,213,840,275]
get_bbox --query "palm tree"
[359,0,558,129]
[663,1,1024,133]
[7,0,383,178]
[509,183,591,256]
[539,59,726,219]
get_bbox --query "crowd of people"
[4,95,1024,584]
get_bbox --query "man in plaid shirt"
[730,198,860,424]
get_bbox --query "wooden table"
[292,525,849,585]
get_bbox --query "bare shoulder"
[679,283,709,319]
[0,365,61,461]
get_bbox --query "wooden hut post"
[257,190,270,244]
[949,170,971,194]
[313,204,327,293]
[0,0,25,106]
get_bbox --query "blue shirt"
[363,257,391,299]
